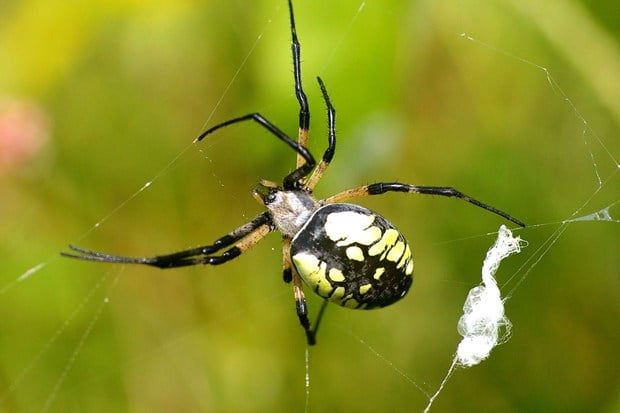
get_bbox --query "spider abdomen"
[290,203,414,309]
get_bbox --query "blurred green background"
[1,0,619,412]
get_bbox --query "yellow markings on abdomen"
[359,283,372,295]
[324,211,382,246]
[292,252,333,297]
[368,228,399,257]
[329,268,345,282]
[292,252,320,278]
[397,244,412,269]
[331,286,345,301]
[345,246,365,261]
[406,261,414,275]
[367,227,414,277]
[386,241,405,262]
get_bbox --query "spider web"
[1,0,618,412]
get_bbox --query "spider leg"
[196,113,315,190]
[282,237,293,283]
[287,0,310,168]
[292,270,329,345]
[284,235,329,345]
[324,182,525,227]
[62,212,275,268]
[304,77,336,190]
[286,2,335,188]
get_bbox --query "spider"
[62,0,524,345]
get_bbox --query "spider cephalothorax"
[62,0,524,345]
[257,185,319,238]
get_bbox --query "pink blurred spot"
[0,99,51,174]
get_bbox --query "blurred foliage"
[1,0,618,412]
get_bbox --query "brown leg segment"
[282,237,293,283]
[304,77,336,191]
[296,129,309,169]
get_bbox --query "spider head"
[252,179,280,206]
[253,181,319,238]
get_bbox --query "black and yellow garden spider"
[62,0,524,345]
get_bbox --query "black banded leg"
[62,212,275,268]
[305,77,336,190]
[284,235,319,344]
[195,113,315,190]
[292,272,316,345]
[291,272,329,345]
[287,0,310,169]
[324,182,525,227]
